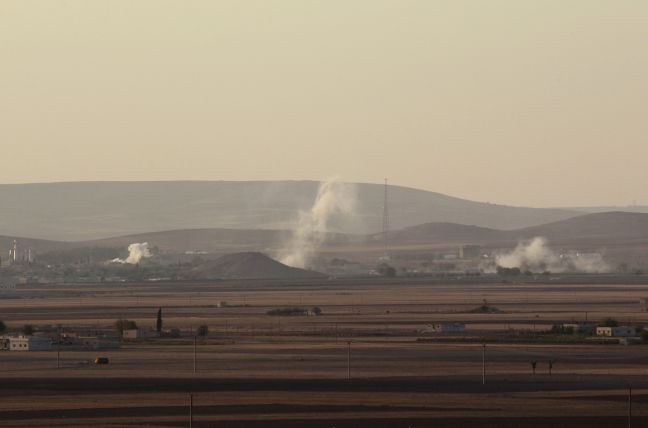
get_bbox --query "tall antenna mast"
[382,178,390,260]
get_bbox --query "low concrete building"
[8,335,52,351]
[122,329,149,340]
[459,245,482,260]
[564,323,597,334]
[596,326,636,337]
[421,322,466,334]
[0,282,16,297]
[79,336,121,350]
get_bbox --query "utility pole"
[56,327,61,369]
[193,336,197,374]
[482,343,486,385]
[628,385,632,428]
[347,341,351,381]
[189,393,193,428]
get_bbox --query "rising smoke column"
[112,242,152,264]
[495,237,608,273]
[280,180,357,269]
[495,237,559,272]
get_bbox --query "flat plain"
[3,276,648,427]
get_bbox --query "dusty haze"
[1,1,647,207]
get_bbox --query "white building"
[8,335,52,351]
[596,326,636,337]
[420,322,466,334]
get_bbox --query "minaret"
[11,240,17,263]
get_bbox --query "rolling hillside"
[380,223,505,245]
[513,211,648,243]
[0,181,579,240]
[5,212,648,258]
[383,212,648,247]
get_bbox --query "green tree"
[22,324,34,336]
[0,320,6,334]
[115,319,138,336]
[496,266,521,276]
[197,325,209,337]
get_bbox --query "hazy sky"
[1,1,647,207]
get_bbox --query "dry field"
[3,276,648,427]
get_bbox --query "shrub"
[550,324,575,335]
[496,266,521,276]
[601,318,619,327]
[266,307,307,316]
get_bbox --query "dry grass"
[2,277,648,426]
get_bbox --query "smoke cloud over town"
[111,243,152,265]
[495,237,609,274]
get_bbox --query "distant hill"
[0,181,579,240]
[513,212,648,243]
[9,211,648,259]
[186,252,325,280]
[380,223,504,245]
[380,212,648,247]
[86,228,292,253]
[567,205,648,215]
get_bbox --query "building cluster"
[420,322,466,334]
[122,328,181,340]
[2,240,34,267]
[596,326,636,337]
[0,282,16,297]
[0,335,52,352]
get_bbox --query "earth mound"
[187,252,325,280]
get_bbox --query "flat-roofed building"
[596,326,636,337]
[420,322,466,334]
[0,283,16,297]
[8,335,52,351]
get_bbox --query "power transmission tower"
[382,178,390,260]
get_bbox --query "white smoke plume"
[495,237,608,273]
[112,242,152,264]
[280,179,357,269]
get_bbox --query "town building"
[0,283,16,297]
[122,329,150,340]
[564,323,597,334]
[596,326,636,337]
[459,245,482,260]
[6,335,52,351]
[420,322,466,334]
